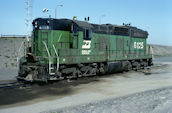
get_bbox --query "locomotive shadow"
[0,76,100,107]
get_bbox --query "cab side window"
[84,29,92,40]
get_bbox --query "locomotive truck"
[17,17,153,82]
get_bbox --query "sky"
[0,0,172,46]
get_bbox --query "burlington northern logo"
[82,40,91,49]
[82,40,91,55]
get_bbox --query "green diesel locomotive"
[18,17,153,82]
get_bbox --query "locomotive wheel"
[136,63,141,71]
[132,61,141,71]
[125,62,132,72]
[99,63,107,75]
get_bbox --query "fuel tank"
[106,61,130,74]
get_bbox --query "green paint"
[31,29,151,65]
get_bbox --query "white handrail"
[42,41,50,57]
[52,44,59,71]
[57,33,62,42]
[43,41,56,75]
[150,45,154,59]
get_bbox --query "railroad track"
[0,81,29,89]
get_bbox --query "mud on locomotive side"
[17,17,153,82]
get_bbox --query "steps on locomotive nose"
[49,62,55,75]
